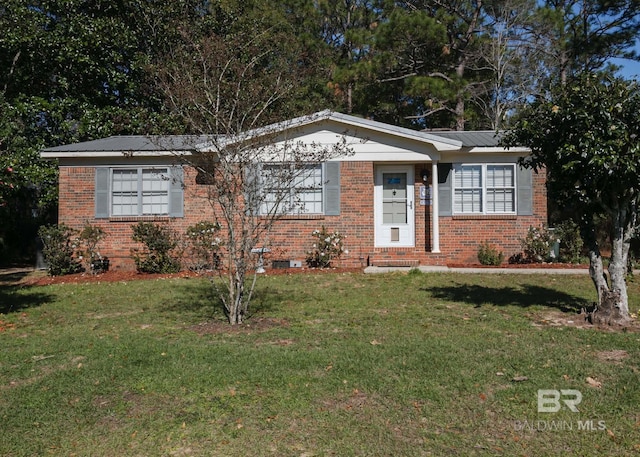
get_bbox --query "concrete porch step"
[371,259,420,268]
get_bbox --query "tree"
[154,7,352,324]
[0,1,194,263]
[474,0,546,129]
[529,0,640,85]
[503,73,640,325]
[315,0,386,115]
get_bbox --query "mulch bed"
[14,266,366,287]
[3,263,590,287]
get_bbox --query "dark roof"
[426,130,504,147]
[42,135,213,153]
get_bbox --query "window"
[95,166,183,218]
[453,164,515,214]
[111,168,169,216]
[260,164,323,215]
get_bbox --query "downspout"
[431,161,440,253]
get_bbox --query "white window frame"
[453,163,517,215]
[260,163,324,215]
[110,167,170,216]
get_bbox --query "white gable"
[197,111,463,162]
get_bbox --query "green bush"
[38,224,83,276]
[519,225,554,263]
[554,220,584,263]
[185,221,222,270]
[130,222,181,274]
[305,226,346,268]
[77,223,107,273]
[477,241,504,266]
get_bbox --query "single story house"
[41,111,546,270]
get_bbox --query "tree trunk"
[588,287,629,326]
[606,208,630,318]
[584,211,631,326]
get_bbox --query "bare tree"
[155,29,352,324]
[474,0,547,129]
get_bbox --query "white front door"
[375,165,415,247]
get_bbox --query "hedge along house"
[41,111,547,271]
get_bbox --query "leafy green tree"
[503,73,640,324]
[0,1,194,262]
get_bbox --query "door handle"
[409,200,413,210]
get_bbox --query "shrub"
[77,223,108,273]
[520,225,554,263]
[477,241,504,266]
[554,220,584,264]
[305,226,346,268]
[130,222,181,274]
[185,221,222,270]
[38,224,83,276]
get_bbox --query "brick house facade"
[42,112,547,271]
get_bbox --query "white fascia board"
[330,151,441,162]
[466,146,530,154]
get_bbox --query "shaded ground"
[3,266,638,334]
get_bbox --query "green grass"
[1,271,640,456]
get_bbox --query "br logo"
[537,389,582,413]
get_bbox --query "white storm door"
[375,165,415,247]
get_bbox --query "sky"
[610,41,640,80]
[612,56,640,80]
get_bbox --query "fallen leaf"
[370,340,381,345]
[479,393,487,401]
[512,376,528,382]
[586,376,602,388]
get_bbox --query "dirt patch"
[595,350,629,364]
[532,310,640,332]
[190,317,289,335]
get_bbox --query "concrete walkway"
[364,265,593,274]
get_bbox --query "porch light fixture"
[420,168,430,183]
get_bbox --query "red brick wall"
[58,166,217,270]
[436,167,547,265]
[57,161,547,270]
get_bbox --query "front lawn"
[1,271,639,456]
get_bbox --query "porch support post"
[431,161,441,253]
